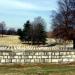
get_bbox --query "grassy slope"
[0,35,21,45]
[0,63,75,75]
[0,35,37,50]
[0,35,72,47]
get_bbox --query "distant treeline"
[0,21,17,35]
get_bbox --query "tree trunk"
[73,39,75,49]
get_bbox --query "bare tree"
[0,21,6,37]
[32,17,47,45]
[52,0,75,48]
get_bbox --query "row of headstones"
[0,51,74,63]
[0,45,74,51]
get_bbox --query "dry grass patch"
[0,63,75,75]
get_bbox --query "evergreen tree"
[18,18,47,45]
[23,20,32,43]
[17,29,24,41]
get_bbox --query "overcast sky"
[0,0,58,31]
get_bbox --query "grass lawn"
[0,63,75,75]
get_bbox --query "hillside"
[0,35,73,51]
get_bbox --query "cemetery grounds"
[0,35,74,75]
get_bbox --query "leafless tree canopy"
[52,0,75,48]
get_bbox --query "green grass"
[0,63,75,75]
